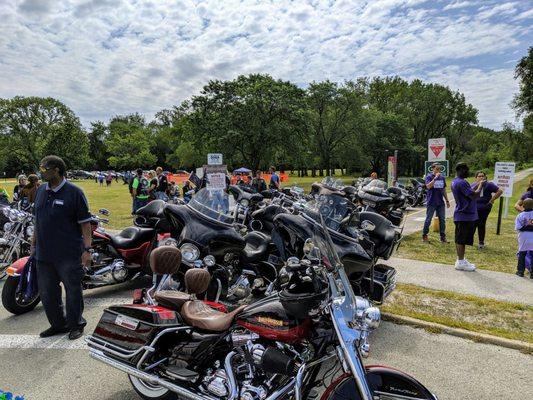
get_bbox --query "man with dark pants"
[451,162,484,271]
[32,155,93,340]
[422,163,450,243]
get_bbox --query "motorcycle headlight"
[240,199,249,207]
[3,222,13,232]
[203,255,216,267]
[26,225,34,238]
[180,243,200,263]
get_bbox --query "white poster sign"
[207,153,223,165]
[428,138,446,161]
[205,165,227,190]
[494,162,515,198]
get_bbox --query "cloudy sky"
[0,0,531,129]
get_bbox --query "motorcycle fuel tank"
[236,295,311,344]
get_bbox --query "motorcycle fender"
[6,256,30,276]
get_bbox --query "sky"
[0,0,531,130]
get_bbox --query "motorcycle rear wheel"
[129,375,176,400]
[1,275,41,315]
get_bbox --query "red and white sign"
[428,138,446,161]
[494,162,515,198]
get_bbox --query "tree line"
[1,48,531,178]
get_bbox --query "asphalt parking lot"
[0,277,531,400]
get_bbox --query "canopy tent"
[233,167,252,174]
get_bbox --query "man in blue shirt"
[32,155,93,340]
[422,163,450,243]
[269,166,280,190]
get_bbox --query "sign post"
[387,155,397,187]
[494,162,516,234]
[428,138,446,161]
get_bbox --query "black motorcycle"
[86,214,437,400]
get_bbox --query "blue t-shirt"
[34,180,92,263]
[269,173,280,188]
[472,181,499,211]
[451,177,478,222]
[521,189,533,201]
[425,173,446,206]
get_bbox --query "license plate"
[115,315,138,331]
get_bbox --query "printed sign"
[205,165,227,190]
[428,138,446,161]
[424,160,449,177]
[207,153,223,165]
[387,156,397,187]
[494,162,515,198]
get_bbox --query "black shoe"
[40,326,69,338]
[69,327,84,340]
[515,271,524,277]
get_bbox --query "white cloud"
[443,1,477,11]
[0,0,529,129]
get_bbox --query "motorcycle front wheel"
[129,375,176,400]
[1,275,41,315]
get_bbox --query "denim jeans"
[132,198,148,213]
[423,203,446,238]
[154,191,169,201]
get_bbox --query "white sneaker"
[455,259,476,271]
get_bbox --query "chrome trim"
[224,351,238,400]
[294,363,306,400]
[265,378,296,400]
[89,350,218,400]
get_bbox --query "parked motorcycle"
[1,203,171,315]
[0,205,34,279]
[86,214,437,400]
[406,178,427,207]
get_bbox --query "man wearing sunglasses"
[32,155,93,340]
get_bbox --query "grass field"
[382,283,533,344]
[397,175,531,274]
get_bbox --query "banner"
[428,138,446,161]
[494,162,515,198]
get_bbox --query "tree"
[185,74,307,171]
[87,121,109,170]
[307,81,365,175]
[105,114,156,169]
[512,46,533,117]
[0,96,89,171]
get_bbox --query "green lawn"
[383,283,533,344]
[397,175,531,274]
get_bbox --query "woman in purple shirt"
[514,178,533,212]
[471,171,503,249]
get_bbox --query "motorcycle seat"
[181,301,246,332]
[242,231,271,263]
[110,227,155,249]
[229,185,263,204]
[155,291,191,311]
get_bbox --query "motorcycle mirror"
[99,208,110,216]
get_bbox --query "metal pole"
[503,197,510,219]
[394,150,398,184]
[496,197,503,235]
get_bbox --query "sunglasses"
[39,166,53,173]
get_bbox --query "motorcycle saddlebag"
[92,304,182,352]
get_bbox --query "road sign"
[424,160,449,177]
[207,153,223,165]
[494,162,515,198]
[428,138,446,161]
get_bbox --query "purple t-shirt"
[425,173,446,206]
[520,189,533,201]
[473,181,498,211]
[451,177,478,222]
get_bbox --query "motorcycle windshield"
[305,193,351,231]
[188,188,235,224]
[321,176,344,189]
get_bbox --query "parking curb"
[382,313,533,354]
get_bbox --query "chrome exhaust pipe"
[89,350,218,400]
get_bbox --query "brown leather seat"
[181,301,246,332]
[155,268,211,311]
[150,246,182,275]
[154,291,190,311]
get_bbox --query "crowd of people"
[421,162,532,277]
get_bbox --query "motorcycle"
[1,203,171,315]
[406,178,427,207]
[356,179,407,228]
[0,205,34,279]
[86,213,437,400]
